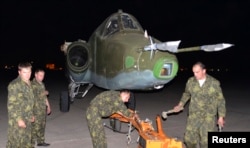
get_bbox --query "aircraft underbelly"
[112,70,171,90]
[91,70,172,90]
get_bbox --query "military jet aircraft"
[60,9,233,112]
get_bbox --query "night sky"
[0,0,249,72]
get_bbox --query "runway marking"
[50,137,92,144]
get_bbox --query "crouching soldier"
[86,90,138,148]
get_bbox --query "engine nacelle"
[66,40,90,73]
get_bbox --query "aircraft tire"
[110,118,122,132]
[60,91,70,112]
[138,136,146,147]
[109,92,136,133]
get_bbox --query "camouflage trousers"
[7,120,33,148]
[86,105,107,148]
[32,111,47,145]
[184,113,216,148]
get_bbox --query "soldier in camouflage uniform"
[86,90,137,148]
[173,61,226,148]
[7,62,35,148]
[31,68,51,147]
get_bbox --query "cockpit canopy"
[104,10,143,36]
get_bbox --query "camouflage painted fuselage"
[63,10,178,90]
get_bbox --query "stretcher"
[109,111,184,148]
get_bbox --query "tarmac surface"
[0,70,249,148]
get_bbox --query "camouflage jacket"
[89,91,131,117]
[7,76,34,122]
[180,74,226,118]
[31,78,47,113]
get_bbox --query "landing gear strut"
[59,77,93,112]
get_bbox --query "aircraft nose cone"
[153,58,178,79]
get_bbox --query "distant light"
[45,63,63,70]
[4,65,15,70]
[46,64,55,70]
